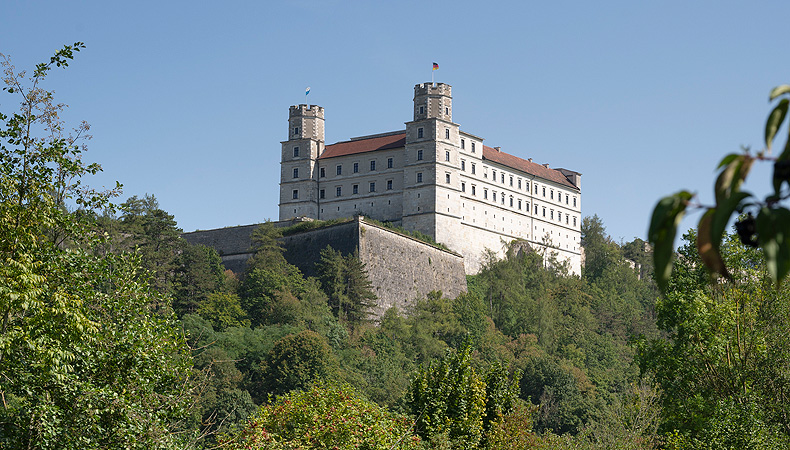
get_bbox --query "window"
[501,195,505,205]
[461,139,465,149]
[320,167,325,178]
[419,106,424,115]
[542,187,546,197]
[566,216,569,224]
[292,168,299,178]
[518,179,522,189]
[370,160,376,171]
[472,185,476,196]
[445,150,450,161]
[293,146,300,157]
[526,181,530,191]
[542,207,546,217]
[566,194,569,204]
[292,189,298,199]
[518,199,522,210]
[445,128,450,139]
[551,210,554,220]
[445,173,451,184]
[534,184,538,194]
[484,189,488,199]
[509,197,514,207]
[353,184,359,194]
[471,142,476,153]
[369,182,376,192]
[492,170,496,180]
[573,197,577,207]
[445,107,449,115]
[387,180,393,190]
[387,157,393,169]
[573,217,577,226]
[501,173,505,183]
[418,127,424,138]
[558,212,561,222]
[417,150,423,161]
[461,182,466,192]
[417,172,423,183]
[319,189,325,199]
[336,165,342,175]
[510,176,513,186]
[336,186,342,197]
[550,189,554,200]
[293,127,299,135]
[471,163,476,175]
[526,202,530,211]
[461,160,466,171]
[493,192,497,202]
[534,204,538,214]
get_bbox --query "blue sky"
[3,1,790,243]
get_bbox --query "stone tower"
[402,82,461,240]
[279,104,325,219]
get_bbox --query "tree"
[638,231,790,448]
[315,246,376,325]
[0,44,196,448]
[649,84,790,291]
[260,330,338,396]
[221,383,422,450]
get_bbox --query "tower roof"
[319,132,406,159]
[483,145,579,190]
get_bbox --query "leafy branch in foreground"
[649,85,790,292]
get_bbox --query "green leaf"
[716,153,740,169]
[711,191,751,251]
[756,207,790,286]
[648,191,693,294]
[765,99,789,150]
[769,84,790,101]
[714,154,753,205]
[697,208,729,279]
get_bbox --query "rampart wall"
[181,216,468,318]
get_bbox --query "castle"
[279,82,582,274]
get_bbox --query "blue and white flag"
[305,86,311,96]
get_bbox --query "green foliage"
[650,84,790,289]
[173,243,227,316]
[315,246,376,325]
[261,330,339,396]
[222,383,421,450]
[407,346,487,448]
[197,291,249,331]
[638,231,790,447]
[0,44,195,449]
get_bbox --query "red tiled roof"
[320,132,406,159]
[483,145,578,190]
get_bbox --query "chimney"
[528,158,533,163]
[543,163,550,168]
[494,146,501,152]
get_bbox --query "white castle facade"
[279,82,582,274]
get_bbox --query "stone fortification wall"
[182,216,467,318]
[278,221,359,278]
[357,220,467,316]
[181,224,259,273]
